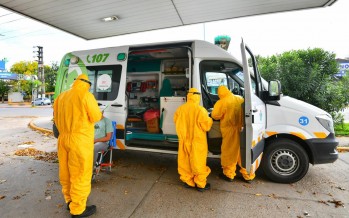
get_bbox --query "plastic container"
[143,109,160,121]
[143,109,160,133]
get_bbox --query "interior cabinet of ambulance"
[159,59,189,135]
[126,72,160,132]
[126,58,189,135]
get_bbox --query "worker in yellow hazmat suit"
[211,85,255,182]
[174,87,213,192]
[54,74,102,217]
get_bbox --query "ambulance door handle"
[252,109,258,113]
[111,104,123,107]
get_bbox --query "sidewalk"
[0,102,32,108]
[29,117,53,135]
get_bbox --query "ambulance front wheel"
[262,139,309,184]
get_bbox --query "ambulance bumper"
[306,133,338,164]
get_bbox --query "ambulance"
[54,40,338,183]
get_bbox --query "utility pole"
[33,46,45,98]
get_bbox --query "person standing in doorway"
[211,85,255,183]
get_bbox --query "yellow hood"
[218,85,230,99]
[73,74,91,92]
[187,87,200,104]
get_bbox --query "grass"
[334,122,349,136]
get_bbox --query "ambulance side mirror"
[268,80,281,101]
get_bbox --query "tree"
[45,62,58,92]
[0,80,10,103]
[10,61,38,99]
[10,61,58,99]
[257,48,348,114]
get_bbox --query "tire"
[261,139,309,184]
[40,102,44,105]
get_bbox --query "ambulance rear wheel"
[262,139,309,184]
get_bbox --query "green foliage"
[45,62,58,92]
[0,80,10,103]
[332,111,344,126]
[10,61,38,74]
[10,61,38,98]
[9,61,58,97]
[334,122,349,136]
[257,48,348,114]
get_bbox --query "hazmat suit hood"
[187,88,200,104]
[73,74,91,91]
[218,86,230,99]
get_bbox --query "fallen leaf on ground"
[255,193,262,196]
[0,195,5,200]
[12,196,20,200]
[22,141,35,145]
[14,148,58,162]
[318,200,330,206]
[0,179,6,184]
[336,186,346,191]
[15,148,44,156]
[268,193,277,198]
[328,199,344,208]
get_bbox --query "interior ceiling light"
[101,16,119,22]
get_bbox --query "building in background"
[335,58,349,78]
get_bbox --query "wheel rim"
[270,149,299,176]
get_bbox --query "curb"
[337,147,349,152]
[28,119,53,135]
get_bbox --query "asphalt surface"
[0,102,348,218]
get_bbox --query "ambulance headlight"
[316,114,334,133]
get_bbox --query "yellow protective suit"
[211,85,255,181]
[173,88,213,188]
[54,74,102,215]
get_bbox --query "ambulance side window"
[200,60,244,108]
[205,72,227,95]
[235,71,257,95]
[87,65,122,100]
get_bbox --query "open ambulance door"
[240,40,266,175]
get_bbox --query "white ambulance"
[54,40,338,183]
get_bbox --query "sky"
[0,0,349,70]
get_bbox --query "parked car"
[32,97,51,106]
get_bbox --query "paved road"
[0,104,52,117]
[0,112,348,217]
